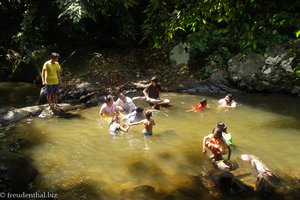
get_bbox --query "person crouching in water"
[129,110,155,136]
[202,127,231,162]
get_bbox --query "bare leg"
[53,94,58,109]
[47,94,52,109]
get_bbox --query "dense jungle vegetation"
[1,0,299,69]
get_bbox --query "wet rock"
[0,105,44,127]
[0,103,81,126]
[227,42,300,94]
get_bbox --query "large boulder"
[227,40,300,95]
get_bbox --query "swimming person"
[129,110,155,136]
[202,127,231,161]
[218,94,237,108]
[186,98,207,112]
[109,115,129,135]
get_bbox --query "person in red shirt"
[186,98,207,112]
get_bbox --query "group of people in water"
[99,76,237,162]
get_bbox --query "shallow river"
[1,91,300,199]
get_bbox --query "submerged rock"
[0,151,38,193]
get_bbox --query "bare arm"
[41,68,46,85]
[57,70,61,84]
[143,87,149,98]
[202,136,209,153]
[120,125,129,132]
[227,146,231,160]
[129,119,145,126]
[186,107,195,112]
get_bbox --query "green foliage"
[195,69,213,81]
[141,0,300,52]
[294,66,300,77]
[296,30,300,38]
[2,0,300,66]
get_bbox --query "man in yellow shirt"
[41,52,61,109]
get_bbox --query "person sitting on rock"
[143,76,170,110]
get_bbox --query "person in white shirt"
[116,93,136,114]
[218,94,237,108]
[99,95,118,116]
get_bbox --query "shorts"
[143,132,153,136]
[44,85,60,95]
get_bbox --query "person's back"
[129,110,155,136]
[142,111,155,136]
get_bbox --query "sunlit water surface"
[2,93,300,199]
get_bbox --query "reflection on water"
[2,93,300,199]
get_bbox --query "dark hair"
[217,122,227,132]
[51,52,60,58]
[226,94,233,101]
[213,128,223,139]
[136,106,144,113]
[151,76,158,83]
[105,95,114,103]
[145,110,152,119]
[200,98,207,106]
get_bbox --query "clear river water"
[1,82,300,199]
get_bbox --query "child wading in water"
[109,115,129,135]
[129,110,155,136]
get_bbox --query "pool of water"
[2,92,300,199]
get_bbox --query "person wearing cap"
[143,76,170,109]
[41,52,61,109]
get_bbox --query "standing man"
[143,76,170,109]
[41,52,61,109]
